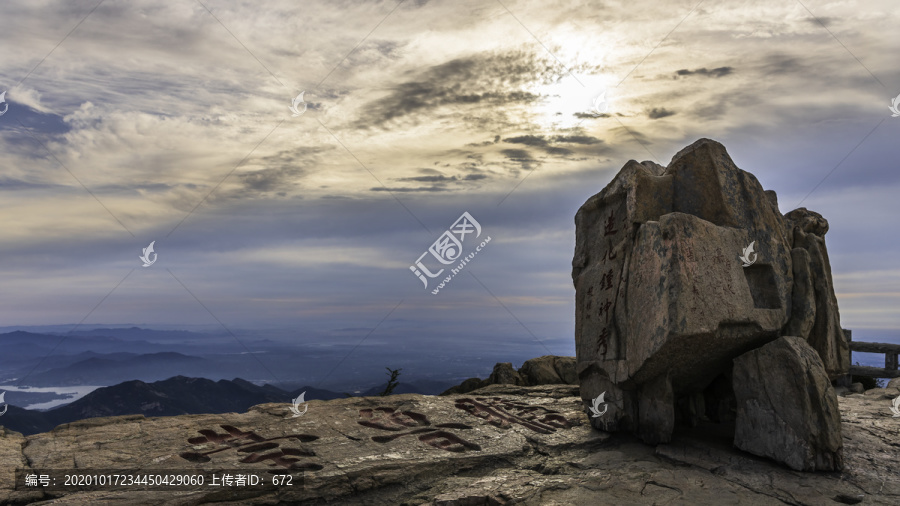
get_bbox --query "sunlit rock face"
[572,138,847,458]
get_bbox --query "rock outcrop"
[572,139,849,463]
[2,385,898,505]
[784,208,849,379]
[732,336,843,471]
[441,356,576,395]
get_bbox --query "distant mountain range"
[0,326,508,404]
[0,376,345,436]
[0,374,460,436]
[24,352,213,386]
[65,326,229,342]
[0,330,271,386]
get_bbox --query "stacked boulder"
[573,138,847,471]
[441,356,577,395]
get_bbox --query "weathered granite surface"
[572,138,850,450]
[784,208,849,379]
[441,356,577,395]
[732,336,843,471]
[1,384,898,505]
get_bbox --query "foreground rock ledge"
[1,385,898,505]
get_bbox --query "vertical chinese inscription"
[579,193,627,361]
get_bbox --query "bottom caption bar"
[15,469,303,491]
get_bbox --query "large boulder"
[574,139,793,443]
[520,356,577,385]
[488,362,524,386]
[572,138,848,449]
[732,336,843,471]
[441,356,577,395]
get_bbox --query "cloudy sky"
[1,0,898,361]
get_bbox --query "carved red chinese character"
[179,425,321,471]
[357,407,481,453]
[604,213,618,236]
[597,327,610,356]
[599,269,614,290]
[597,299,612,323]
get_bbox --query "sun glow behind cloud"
[530,73,616,129]
[0,0,897,336]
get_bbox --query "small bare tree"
[379,367,402,396]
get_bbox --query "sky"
[0,0,898,361]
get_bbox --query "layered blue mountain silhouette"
[0,376,344,436]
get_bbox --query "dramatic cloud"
[648,108,676,119]
[0,0,897,346]
[675,67,734,78]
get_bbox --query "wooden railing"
[846,329,900,379]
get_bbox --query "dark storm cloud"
[504,135,548,147]
[648,108,676,119]
[675,66,733,78]
[395,172,490,183]
[545,146,573,156]
[500,148,534,161]
[465,135,502,147]
[500,147,538,172]
[370,186,451,192]
[502,134,603,157]
[231,147,329,197]
[384,163,494,192]
[552,135,602,144]
[573,112,612,119]
[354,51,551,129]
[239,167,304,192]
[397,175,458,183]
